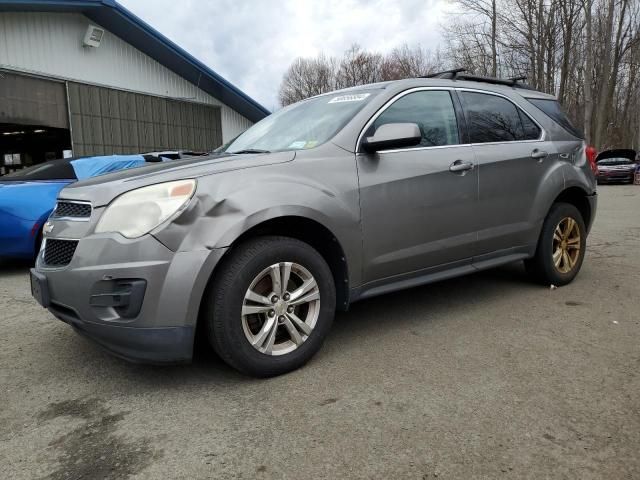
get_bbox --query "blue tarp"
[71,155,147,180]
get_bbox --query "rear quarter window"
[526,98,583,139]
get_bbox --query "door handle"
[449,160,474,173]
[531,149,548,160]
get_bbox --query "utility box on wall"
[82,25,105,48]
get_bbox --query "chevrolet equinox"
[31,74,598,377]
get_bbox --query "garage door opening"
[1,71,71,176]
[0,123,71,175]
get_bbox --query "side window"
[518,110,542,140]
[369,90,460,148]
[460,92,527,143]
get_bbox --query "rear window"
[527,98,583,139]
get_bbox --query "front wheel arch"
[191,216,351,357]
[203,235,337,376]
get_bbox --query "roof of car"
[318,78,557,100]
[390,78,557,99]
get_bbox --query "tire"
[204,236,336,377]
[525,202,587,286]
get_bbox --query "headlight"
[95,179,196,238]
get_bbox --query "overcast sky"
[118,0,448,111]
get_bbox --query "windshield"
[597,158,634,165]
[223,91,379,153]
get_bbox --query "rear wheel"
[205,236,336,377]
[525,202,587,286]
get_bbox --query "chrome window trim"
[52,199,92,222]
[363,143,473,155]
[355,86,547,155]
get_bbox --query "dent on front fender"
[154,179,355,252]
[151,153,363,287]
[154,157,360,248]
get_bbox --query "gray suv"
[31,75,597,377]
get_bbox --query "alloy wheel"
[241,262,321,355]
[552,216,581,274]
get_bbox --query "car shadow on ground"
[37,261,540,392]
[327,261,537,346]
[0,258,34,273]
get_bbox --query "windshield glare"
[224,91,379,154]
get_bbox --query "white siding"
[0,11,253,141]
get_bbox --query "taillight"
[586,145,598,175]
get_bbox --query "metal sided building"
[0,0,269,173]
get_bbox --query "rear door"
[458,90,556,259]
[357,88,478,283]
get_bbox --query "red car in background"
[596,149,638,184]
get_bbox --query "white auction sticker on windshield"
[328,93,370,104]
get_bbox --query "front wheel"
[205,236,336,377]
[525,202,587,286]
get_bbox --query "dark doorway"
[0,71,71,176]
[0,123,72,175]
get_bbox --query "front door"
[357,89,478,283]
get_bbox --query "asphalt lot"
[1,185,639,480]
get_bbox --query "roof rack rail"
[421,69,533,89]
[421,68,467,79]
[457,73,530,88]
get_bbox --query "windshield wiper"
[229,149,271,154]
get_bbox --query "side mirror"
[361,123,422,153]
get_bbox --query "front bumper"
[49,301,195,364]
[597,172,634,183]
[33,233,226,364]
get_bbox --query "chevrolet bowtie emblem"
[43,222,54,234]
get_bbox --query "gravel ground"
[1,185,639,480]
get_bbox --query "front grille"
[43,239,79,267]
[53,201,91,219]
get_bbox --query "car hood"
[60,151,295,207]
[596,149,636,162]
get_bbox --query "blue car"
[0,155,154,260]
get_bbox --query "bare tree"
[277,0,640,149]
[278,44,443,106]
[583,0,595,144]
[335,44,383,88]
[278,54,337,106]
[443,0,640,149]
[380,44,442,79]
